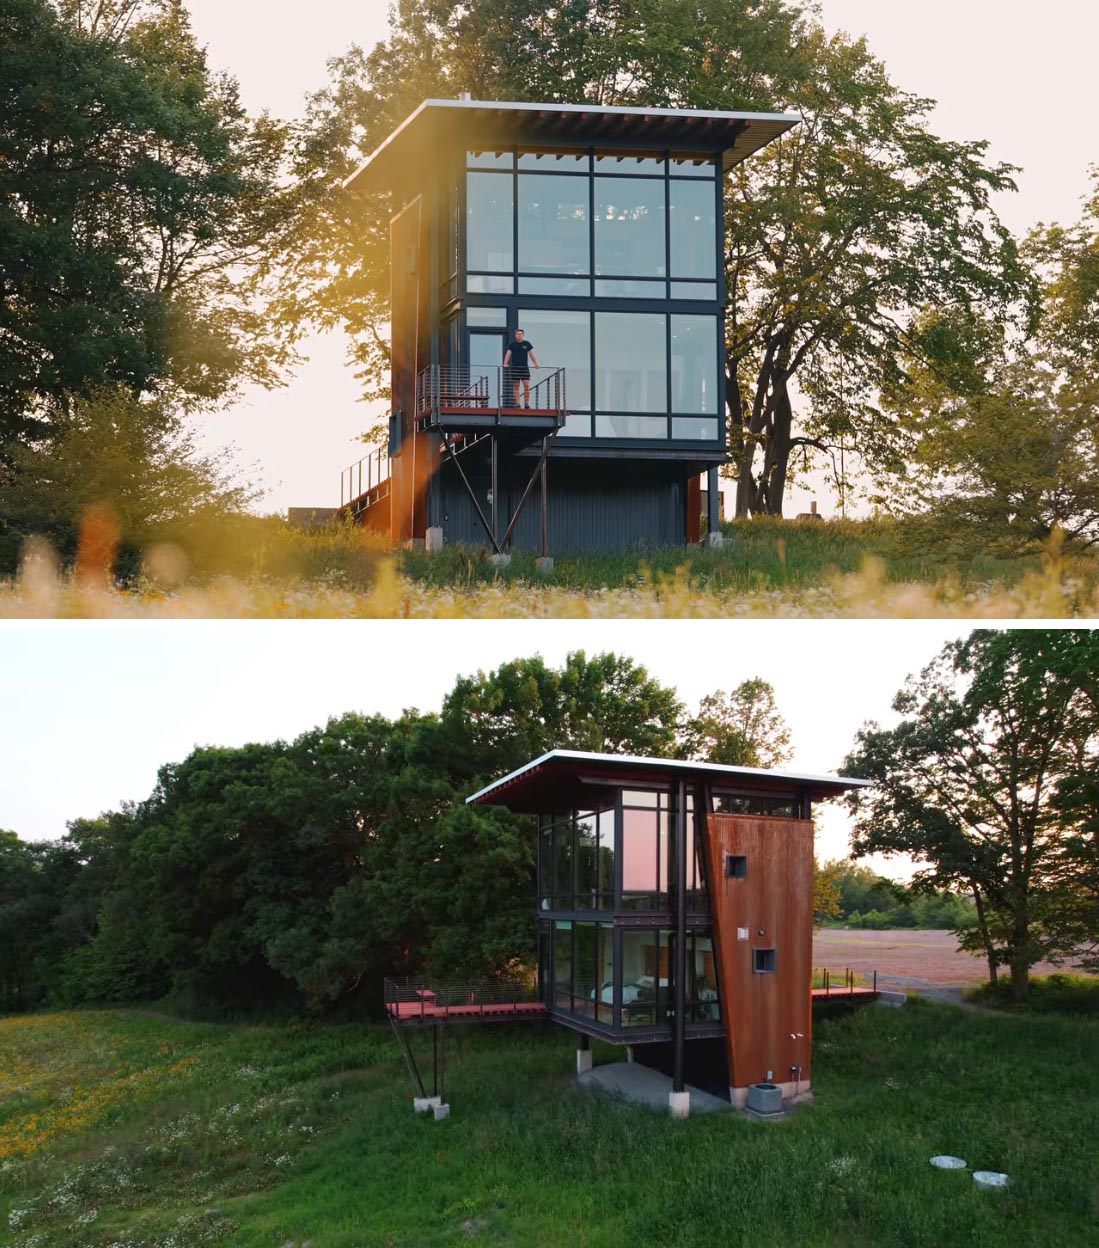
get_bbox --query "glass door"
[469,331,507,407]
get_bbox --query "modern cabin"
[465,750,870,1111]
[339,99,800,552]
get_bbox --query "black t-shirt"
[506,339,534,371]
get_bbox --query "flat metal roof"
[466,749,870,813]
[343,98,801,195]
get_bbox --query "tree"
[680,677,792,767]
[843,629,1099,1001]
[440,650,684,778]
[0,0,293,442]
[0,385,256,572]
[812,857,842,928]
[280,1,1027,506]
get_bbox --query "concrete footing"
[577,1048,593,1075]
[489,553,512,569]
[413,1095,442,1114]
[425,526,444,553]
[668,1090,691,1119]
[535,557,554,574]
[704,531,726,549]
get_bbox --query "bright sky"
[2,620,981,873]
[181,0,1099,515]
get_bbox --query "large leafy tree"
[843,629,1099,1001]
[281,0,1027,508]
[680,677,792,767]
[0,0,293,442]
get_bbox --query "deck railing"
[813,967,878,996]
[384,976,541,1021]
[415,365,567,420]
[340,445,391,509]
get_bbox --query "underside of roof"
[343,99,800,196]
[466,750,870,814]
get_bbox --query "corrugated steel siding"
[439,462,686,551]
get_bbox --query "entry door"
[469,331,507,406]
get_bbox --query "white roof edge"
[342,98,802,191]
[465,748,870,805]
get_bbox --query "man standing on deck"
[503,329,539,408]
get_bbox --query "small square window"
[753,948,776,974]
[725,854,747,879]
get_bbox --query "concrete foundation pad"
[535,557,554,574]
[432,1103,451,1121]
[704,531,726,549]
[669,1090,691,1119]
[577,1048,593,1075]
[488,553,512,569]
[578,1062,732,1115]
[425,526,444,553]
[413,1095,442,1114]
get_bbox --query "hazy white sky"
[2,620,980,870]
[180,0,1099,515]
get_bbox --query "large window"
[671,315,718,414]
[517,308,591,425]
[621,929,673,1028]
[669,180,717,280]
[595,312,666,413]
[594,178,666,280]
[518,174,589,275]
[467,172,514,278]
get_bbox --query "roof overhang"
[343,98,801,197]
[466,750,870,815]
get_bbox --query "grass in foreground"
[2,1002,1097,1247]
[3,518,1098,617]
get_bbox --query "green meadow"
[2,1001,1097,1247]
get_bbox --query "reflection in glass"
[595,178,666,278]
[671,315,718,414]
[467,307,508,327]
[620,929,672,1026]
[518,308,591,413]
[595,312,667,412]
[713,794,799,816]
[519,148,589,170]
[594,279,666,299]
[467,173,514,272]
[595,415,668,438]
[575,814,598,908]
[467,275,514,294]
[670,179,717,279]
[596,925,614,1025]
[562,412,592,437]
[518,174,589,274]
[622,806,659,910]
[519,276,590,296]
[572,922,597,1018]
[553,817,573,905]
[670,282,717,301]
[597,807,615,907]
[670,155,717,178]
[689,935,720,1021]
[554,921,572,1009]
[469,333,505,406]
[672,418,719,441]
[595,153,665,175]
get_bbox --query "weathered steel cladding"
[704,814,815,1091]
[437,458,688,551]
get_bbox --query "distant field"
[2,1005,1098,1246]
[814,929,1089,987]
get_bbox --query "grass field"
[2,1003,1097,1247]
[3,518,1098,618]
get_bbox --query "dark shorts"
[507,367,530,382]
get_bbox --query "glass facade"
[536,782,740,1036]
[462,146,723,442]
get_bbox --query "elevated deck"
[415,365,568,440]
[384,977,547,1027]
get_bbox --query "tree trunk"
[971,886,997,985]
[1008,918,1031,1004]
[760,376,794,516]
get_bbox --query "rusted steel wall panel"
[704,814,814,1090]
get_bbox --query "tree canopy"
[679,677,792,767]
[0,0,293,443]
[843,630,1099,999]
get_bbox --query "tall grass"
[2,516,1097,617]
[2,1002,1097,1246]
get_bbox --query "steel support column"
[673,777,688,1093]
[707,466,721,534]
